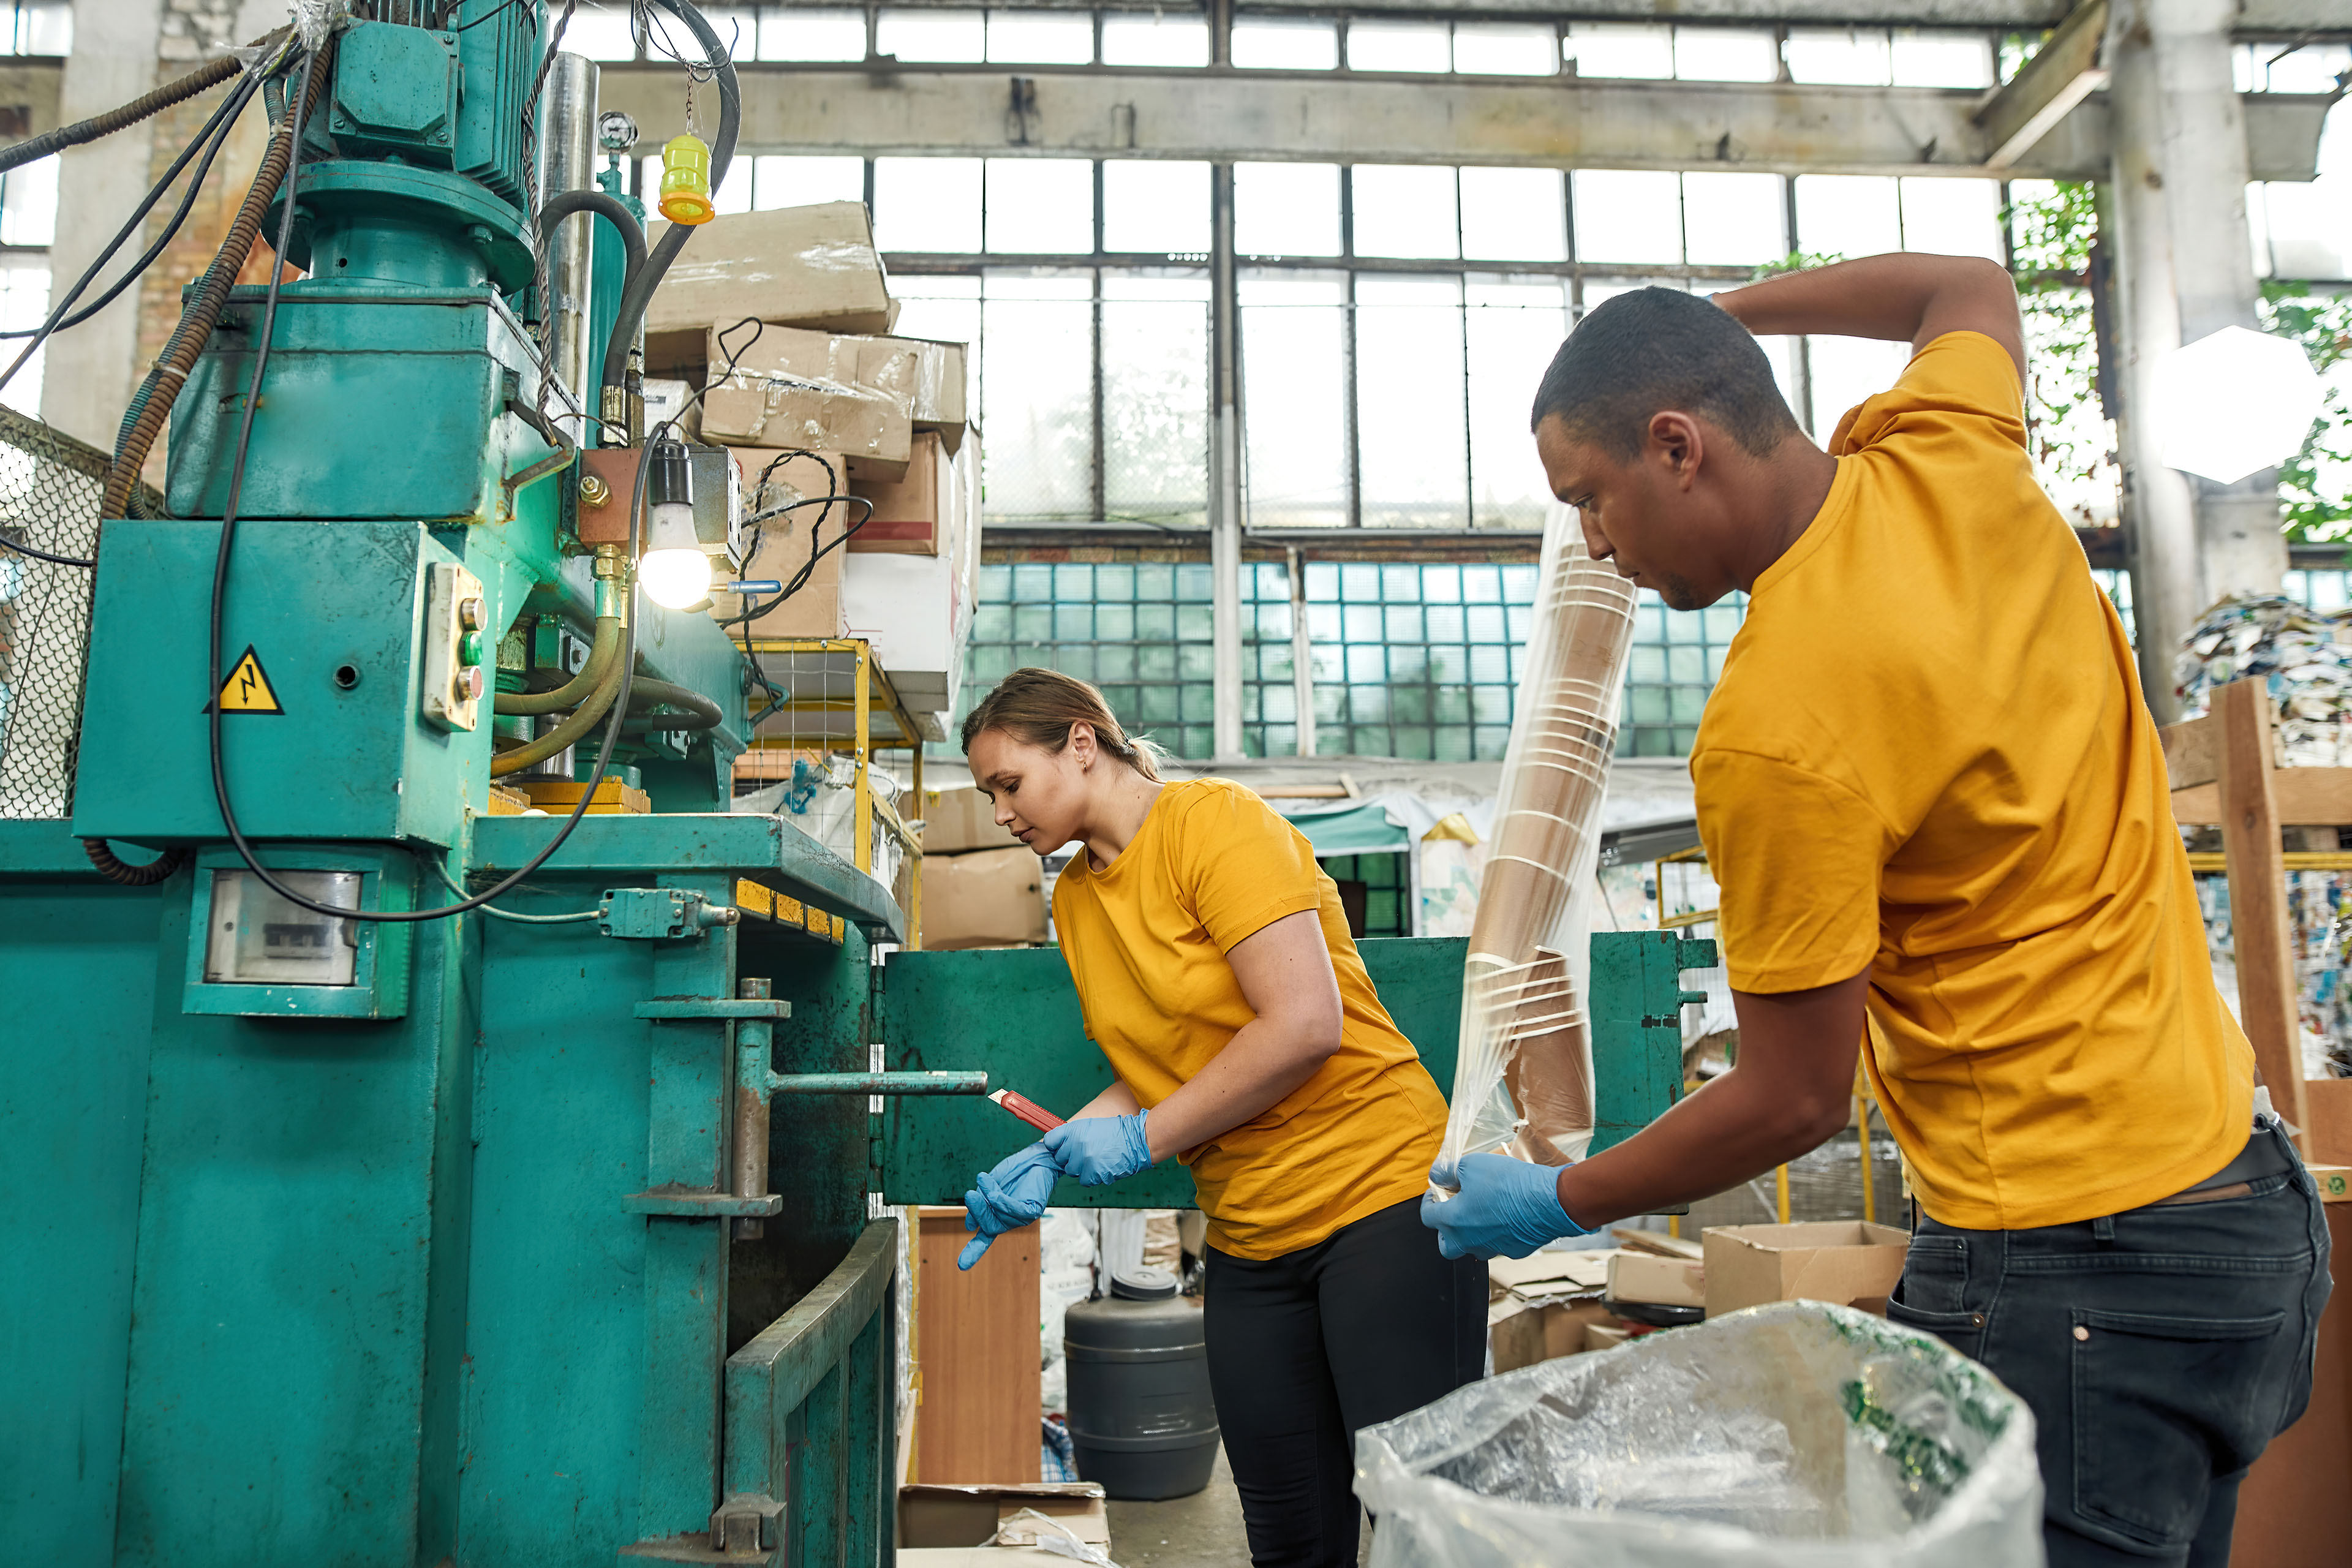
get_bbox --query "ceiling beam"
[602,63,2332,181]
[1975,0,2108,168]
[912,0,2345,29]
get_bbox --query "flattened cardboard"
[896,1482,1107,1549]
[1702,1221,1910,1319]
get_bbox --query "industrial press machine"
[0,7,1714,1565]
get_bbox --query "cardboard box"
[644,202,896,369]
[713,517,844,638]
[1585,1323,1632,1351]
[919,785,1023,856]
[701,375,912,473]
[850,432,951,554]
[1488,1297,1619,1374]
[1605,1251,1705,1309]
[896,1482,1109,1550]
[1702,1221,1910,1319]
[922,845,1046,951]
[843,432,978,714]
[715,326,970,461]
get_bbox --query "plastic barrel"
[1062,1265,1219,1501]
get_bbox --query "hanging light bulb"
[2150,325,2326,485]
[639,441,712,609]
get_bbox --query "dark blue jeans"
[1888,1120,2331,1566]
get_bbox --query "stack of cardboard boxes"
[917,786,1050,952]
[1485,1221,1911,1373]
[643,201,981,732]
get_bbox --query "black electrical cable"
[1,529,96,568]
[202,47,646,926]
[598,0,739,399]
[0,66,265,390]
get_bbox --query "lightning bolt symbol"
[239,662,256,704]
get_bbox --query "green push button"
[458,630,484,667]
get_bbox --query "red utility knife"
[988,1088,1065,1133]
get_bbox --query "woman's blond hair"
[960,666,1165,781]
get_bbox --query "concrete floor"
[1107,1447,1374,1568]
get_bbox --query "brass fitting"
[592,543,631,625]
[579,471,611,508]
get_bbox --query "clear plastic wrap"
[1438,504,1638,1173]
[1355,1303,2045,1568]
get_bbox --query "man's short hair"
[1529,287,1800,461]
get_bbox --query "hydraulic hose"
[489,657,628,776]
[102,37,330,521]
[0,31,285,175]
[624,677,723,733]
[494,613,622,716]
[536,189,647,294]
[597,0,740,401]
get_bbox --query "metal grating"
[0,407,158,818]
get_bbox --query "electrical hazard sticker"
[204,646,284,715]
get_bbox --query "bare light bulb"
[639,547,713,609]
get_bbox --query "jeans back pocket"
[2072,1308,2288,1550]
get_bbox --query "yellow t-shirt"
[1050,777,1448,1259]
[1692,330,2252,1231]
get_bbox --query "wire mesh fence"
[0,407,156,820]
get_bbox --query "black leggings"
[1203,1196,1486,1567]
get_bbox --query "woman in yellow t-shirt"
[956,667,1480,1565]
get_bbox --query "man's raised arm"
[1712,253,2026,386]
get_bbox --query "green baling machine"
[0,7,1714,1564]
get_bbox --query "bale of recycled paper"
[1355,1302,2044,1568]
[1437,504,1637,1172]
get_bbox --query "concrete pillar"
[1209,160,1243,761]
[39,0,167,450]
[2106,0,2286,720]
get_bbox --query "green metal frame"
[872,931,1717,1208]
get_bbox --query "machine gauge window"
[203,870,363,987]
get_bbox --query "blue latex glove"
[1420,1153,1589,1261]
[1041,1110,1154,1187]
[959,1142,1060,1270]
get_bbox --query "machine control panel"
[421,560,488,733]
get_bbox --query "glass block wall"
[960,555,1760,761]
[965,561,1219,759]
[1303,562,1540,760]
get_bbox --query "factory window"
[0,265,47,415]
[875,8,987,63]
[758,7,866,61]
[1231,17,1338,70]
[0,0,66,53]
[1450,24,1559,78]
[1346,20,1452,75]
[2242,56,2352,281]
[1102,13,1209,68]
[564,2,641,61]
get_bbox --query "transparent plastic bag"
[1355,1303,2044,1568]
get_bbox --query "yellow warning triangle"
[205,645,284,715]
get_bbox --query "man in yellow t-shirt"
[1427,255,2330,1566]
